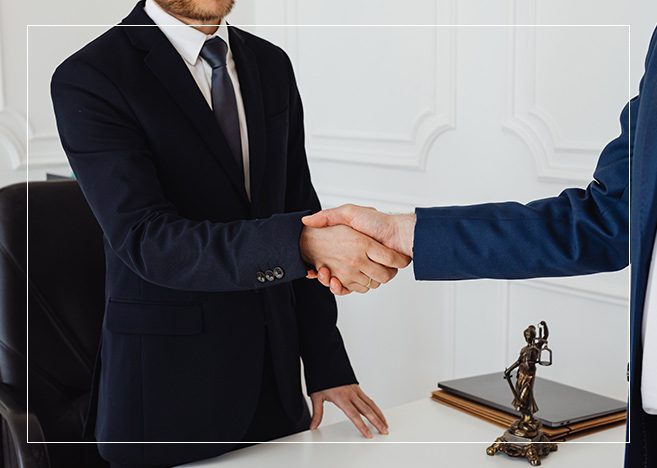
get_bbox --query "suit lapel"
[230,28,267,210]
[122,3,249,205]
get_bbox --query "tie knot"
[200,37,228,69]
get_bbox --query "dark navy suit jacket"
[51,2,356,465]
[413,28,657,466]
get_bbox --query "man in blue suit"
[303,27,656,467]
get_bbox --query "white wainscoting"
[0,0,255,185]
[249,0,643,426]
[4,0,655,430]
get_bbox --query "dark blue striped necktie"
[200,37,243,170]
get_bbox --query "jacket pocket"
[106,298,203,335]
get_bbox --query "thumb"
[303,205,354,228]
[302,210,333,228]
[309,394,324,430]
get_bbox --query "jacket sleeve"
[281,51,358,393]
[413,29,657,282]
[50,56,309,292]
[412,97,633,280]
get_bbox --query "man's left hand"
[309,384,388,438]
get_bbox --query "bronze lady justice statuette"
[486,321,558,466]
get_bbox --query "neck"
[168,11,222,35]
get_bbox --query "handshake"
[299,204,417,295]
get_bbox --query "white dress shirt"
[642,236,657,413]
[144,0,251,199]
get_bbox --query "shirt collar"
[144,0,231,66]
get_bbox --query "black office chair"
[0,180,108,468]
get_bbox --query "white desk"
[179,398,625,468]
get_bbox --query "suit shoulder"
[52,26,133,83]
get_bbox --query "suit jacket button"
[256,271,266,283]
[264,270,275,282]
[273,267,285,279]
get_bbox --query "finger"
[310,395,324,430]
[368,280,381,290]
[329,277,352,296]
[302,205,355,228]
[357,390,388,428]
[360,259,398,285]
[353,396,388,435]
[346,282,370,294]
[357,276,381,290]
[366,241,411,269]
[306,269,318,279]
[317,266,332,287]
[335,271,371,293]
[335,401,372,438]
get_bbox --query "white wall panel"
[0,0,254,184]
[505,23,628,183]
[248,0,636,423]
[2,0,652,433]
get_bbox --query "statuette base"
[486,429,558,466]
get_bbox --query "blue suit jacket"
[413,28,657,466]
[51,2,356,465]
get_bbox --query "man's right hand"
[302,204,416,257]
[300,224,411,294]
[302,205,417,295]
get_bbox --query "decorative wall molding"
[0,111,68,171]
[24,131,68,169]
[0,21,68,172]
[0,107,26,169]
[441,282,457,379]
[503,0,616,185]
[0,13,27,171]
[497,281,512,365]
[316,187,424,213]
[282,0,299,65]
[287,0,457,171]
[521,276,629,306]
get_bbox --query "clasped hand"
[300,205,415,295]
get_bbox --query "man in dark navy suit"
[51,1,410,467]
[304,26,657,468]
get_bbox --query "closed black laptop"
[438,373,626,428]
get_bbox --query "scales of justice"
[486,321,559,466]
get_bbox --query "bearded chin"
[158,0,235,22]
